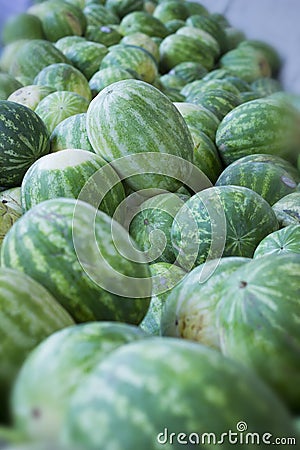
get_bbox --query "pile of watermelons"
[0,0,300,448]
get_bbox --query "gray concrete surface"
[0,0,299,93]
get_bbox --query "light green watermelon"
[0,268,74,422]
[50,113,94,153]
[12,322,146,442]
[253,224,300,258]
[161,257,250,348]
[61,337,296,449]
[21,149,125,217]
[272,192,300,227]
[1,198,151,324]
[7,85,55,110]
[217,253,300,411]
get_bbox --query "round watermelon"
[161,257,250,348]
[12,322,146,442]
[253,224,300,258]
[217,253,300,411]
[0,101,50,188]
[171,185,279,270]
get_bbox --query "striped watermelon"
[140,262,186,336]
[120,33,160,62]
[272,192,300,227]
[129,192,188,264]
[1,198,151,324]
[105,0,144,18]
[86,79,194,191]
[153,1,189,23]
[28,0,87,42]
[1,13,45,45]
[171,186,279,270]
[254,224,300,258]
[161,257,250,348]
[188,88,241,121]
[7,85,55,111]
[35,91,89,134]
[185,14,227,53]
[216,155,298,205]
[217,253,300,410]
[216,97,299,166]
[89,67,136,97]
[61,337,296,449]
[169,61,208,84]
[21,149,125,217]
[220,46,271,82]
[9,39,69,85]
[83,3,119,26]
[12,322,146,442]
[173,102,220,141]
[100,45,158,84]
[33,63,92,101]
[50,113,94,153]
[84,24,122,47]
[119,11,169,38]
[0,101,50,188]
[0,73,22,101]
[176,26,220,60]
[0,267,74,422]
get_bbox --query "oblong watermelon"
[0,101,50,188]
[86,79,194,191]
[0,267,74,422]
[1,198,151,324]
[61,337,296,448]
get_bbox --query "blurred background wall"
[0,0,299,93]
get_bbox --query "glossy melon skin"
[61,338,296,449]
[0,101,50,188]
[217,253,300,411]
[1,198,151,324]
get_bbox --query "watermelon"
[153,1,189,23]
[186,14,228,54]
[161,257,250,348]
[83,3,119,26]
[129,192,188,264]
[21,149,125,217]
[50,113,94,153]
[120,32,160,62]
[159,34,215,73]
[0,267,74,422]
[100,44,158,84]
[169,61,208,84]
[12,322,146,441]
[119,11,169,38]
[140,262,186,336]
[9,39,69,85]
[217,253,300,411]
[238,39,282,76]
[7,85,55,110]
[105,0,144,18]
[216,155,298,205]
[33,63,92,101]
[54,36,86,53]
[176,26,220,60]
[173,102,220,141]
[61,337,296,449]
[159,74,186,91]
[272,192,300,227]
[251,77,282,96]
[35,90,89,134]
[186,127,223,184]
[86,79,194,192]
[57,40,108,80]
[171,185,279,270]
[220,46,271,82]
[1,198,151,324]
[0,74,23,101]
[0,188,22,247]
[89,67,136,97]
[184,78,241,98]
[164,19,185,34]
[84,24,122,47]
[253,224,300,258]
[216,97,300,166]
[188,88,241,121]
[28,0,87,42]
[0,101,50,188]
[1,13,45,45]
